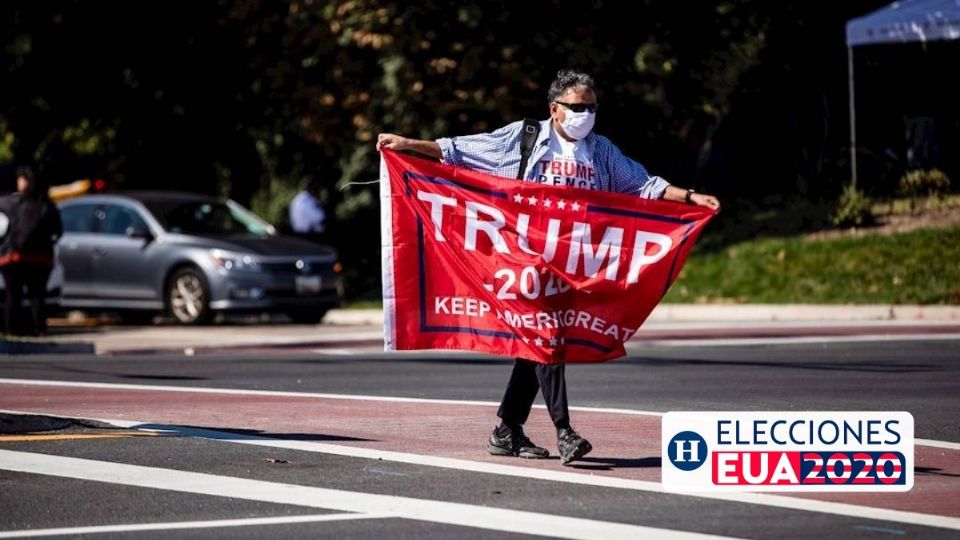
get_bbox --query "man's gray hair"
[547,69,596,102]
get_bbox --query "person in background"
[289,180,326,240]
[0,166,63,336]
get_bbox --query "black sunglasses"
[554,101,598,113]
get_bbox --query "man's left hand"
[691,193,721,212]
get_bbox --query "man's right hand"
[376,133,443,160]
[377,133,409,152]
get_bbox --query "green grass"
[872,193,960,217]
[665,227,960,304]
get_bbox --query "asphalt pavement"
[1,324,958,539]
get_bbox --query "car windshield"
[145,200,275,236]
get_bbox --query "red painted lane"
[1,382,957,518]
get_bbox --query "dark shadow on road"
[262,353,942,374]
[0,361,209,382]
[134,423,377,443]
[916,466,960,478]
[618,356,939,374]
[291,356,513,366]
[119,374,206,381]
[567,456,662,471]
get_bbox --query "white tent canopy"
[845,0,960,186]
[847,0,960,46]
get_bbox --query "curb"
[104,338,385,357]
[0,339,95,355]
[324,309,386,326]
[325,305,960,325]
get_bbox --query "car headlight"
[210,249,261,273]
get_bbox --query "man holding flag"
[377,69,720,465]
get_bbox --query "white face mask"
[559,109,595,140]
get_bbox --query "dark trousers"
[497,359,570,430]
[2,265,52,336]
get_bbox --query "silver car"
[57,192,343,324]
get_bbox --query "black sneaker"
[558,427,592,464]
[486,426,549,458]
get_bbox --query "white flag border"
[379,154,397,351]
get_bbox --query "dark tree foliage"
[2,1,954,298]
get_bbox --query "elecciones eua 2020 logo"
[661,412,913,492]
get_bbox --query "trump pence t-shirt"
[533,128,598,190]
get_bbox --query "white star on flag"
[543,198,552,208]
[527,196,538,206]
[557,200,567,209]
[549,338,558,346]
[522,336,529,344]
[513,194,523,204]
[534,337,544,346]
[571,201,581,211]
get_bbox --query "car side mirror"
[126,227,153,241]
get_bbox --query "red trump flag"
[380,150,715,364]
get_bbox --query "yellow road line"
[0,432,160,442]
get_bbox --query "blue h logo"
[668,431,708,471]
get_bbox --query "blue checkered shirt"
[436,119,670,199]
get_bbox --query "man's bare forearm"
[406,140,442,160]
[377,133,442,160]
[662,185,721,211]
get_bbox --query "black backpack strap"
[517,118,541,180]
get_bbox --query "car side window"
[60,204,97,233]
[101,205,149,236]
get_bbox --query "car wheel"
[167,267,211,325]
[287,309,328,325]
